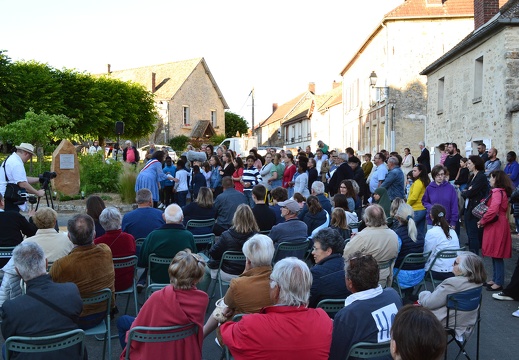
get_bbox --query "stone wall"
[425,27,519,156]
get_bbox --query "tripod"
[35,182,55,211]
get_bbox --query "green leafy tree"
[169,135,190,152]
[225,111,249,138]
[0,110,75,154]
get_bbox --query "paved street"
[4,209,517,359]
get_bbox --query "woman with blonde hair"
[117,250,208,359]
[393,203,425,297]
[329,208,351,240]
[208,204,259,281]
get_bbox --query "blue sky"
[1,0,402,125]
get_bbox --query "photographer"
[0,143,45,212]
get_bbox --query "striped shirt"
[242,166,262,192]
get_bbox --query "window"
[437,77,444,114]
[183,106,190,125]
[211,110,217,127]
[473,56,483,103]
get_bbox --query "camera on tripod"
[39,171,57,190]
[20,192,38,205]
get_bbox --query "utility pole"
[251,88,255,130]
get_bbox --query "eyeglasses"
[312,246,322,251]
[435,173,445,177]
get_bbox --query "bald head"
[163,204,183,224]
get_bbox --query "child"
[405,171,413,199]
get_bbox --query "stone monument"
[50,140,80,196]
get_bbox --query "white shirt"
[0,152,28,211]
[175,169,189,192]
[424,226,460,272]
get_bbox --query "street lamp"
[369,71,378,87]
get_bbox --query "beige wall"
[168,62,225,138]
[342,17,473,155]
[425,27,519,156]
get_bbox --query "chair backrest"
[399,251,432,268]
[446,286,483,312]
[429,247,465,270]
[193,233,215,247]
[273,240,310,263]
[125,324,198,360]
[186,218,216,231]
[219,251,247,268]
[113,255,138,271]
[0,247,15,259]
[148,254,173,285]
[378,258,395,270]
[259,230,271,235]
[135,238,145,257]
[5,329,85,360]
[309,212,330,239]
[348,221,362,234]
[145,284,168,301]
[316,298,345,318]
[347,341,391,359]
[81,288,112,321]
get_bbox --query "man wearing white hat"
[0,143,45,212]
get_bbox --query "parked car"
[137,144,178,162]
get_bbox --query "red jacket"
[220,305,332,360]
[282,164,296,188]
[481,188,512,258]
[120,286,208,360]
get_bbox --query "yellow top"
[407,179,426,211]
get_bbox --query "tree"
[225,111,249,138]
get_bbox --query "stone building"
[104,58,228,144]
[341,0,477,156]
[421,0,516,163]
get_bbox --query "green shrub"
[119,162,139,203]
[209,134,227,146]
[169,135,190,152]
[79,153,122,194]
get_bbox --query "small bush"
[79,153,123,194]
[119,163,139,203]
[169,135,191,152]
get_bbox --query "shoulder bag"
[2,156,26,205]
[472,190,501,223]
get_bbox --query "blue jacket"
[505,161,519,187]
[309,254,351,309]
[381,166,405,201]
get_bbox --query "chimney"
[151,72,156,93]
[332,80,340,89]
[272,103,278,113]
[107,64,111,74]
[308,82,316,94]
[474,0,500,29]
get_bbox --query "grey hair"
[242,234,275,267]
[338,153,348,161]
[67,214,95,245]
[394,203,417,242]
[457,252,487,284]
[270,257,312,306]
[164,204,183,223]
[388,157,399,166]
[311,181,325,195]
[363,204,387,227]
[418,141,425,147]
[13,242,46,281]
[99,206,122,231]
[136,189,152,204]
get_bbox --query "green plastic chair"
[426,247,465,290]
[113,255,139,315]
[145,284,168,301]
[316,298,345,318]
[273,240,310,264]
[5,329,85,360]
[147,254,173,286]
[82,288,112,360]
[392,251,431,297]
[125,323,199,360]
[347,341,391,358]
[210,251,246,299]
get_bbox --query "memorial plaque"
[60,154,75,169]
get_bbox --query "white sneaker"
[513,308,519,318]
[158,203,165,209]
[493,292,514,301]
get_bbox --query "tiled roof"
[385,0,473,18]
[317,84,343,112]
[102,58,229,108]
[258,92,308,127]
[190,120,216,138]
[282,94,314,125]
[421,0,519,75]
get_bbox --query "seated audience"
[138,204,196,286]
[0,193,37,267]
[122,188,165,240]
[251,185,276,232]
[203,234,274,337]
[1,242,83,359]
[393,203,425,297]
[269,186,288,224]
[182,187,216,235]
[86,194,106,237]
[309,228,351,309]
[220,258,333,359]
[269,199,308,246]
[424,204,460,281]
[329,207,351,240]
[343,204,399,287]
[387,197,405,230]
[329,252,403,360]
[390,305,447,360]
[50,214,115,329]
[117,251,208,359]
[332,194,358,225]
[213,177,247,236]
[94,207,136,292]
[372,187,391,218]
[298,181,332,220]
[303,195,328,236]
[418,252,486,340]
[204,204,259,290]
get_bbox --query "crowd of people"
[0,139,518,359]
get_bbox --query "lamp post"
[369,71,394,152]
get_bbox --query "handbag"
[472,191,501,223]
[2,157,26,205]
